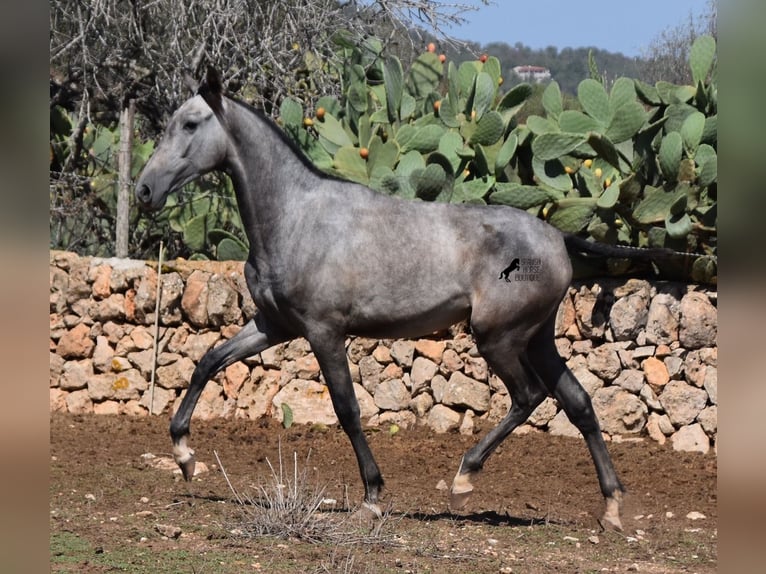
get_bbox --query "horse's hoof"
[361,501,383,519]
[599,513,623,532]
[599,493,623,532]
[179,456,196,481]
[449,472,474,510]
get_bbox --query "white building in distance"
[512,65,551,83]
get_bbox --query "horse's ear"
[198,66,223,115]
[182,71,198,94]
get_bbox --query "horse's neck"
[224,102,320,254]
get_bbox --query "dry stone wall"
[50,251,718,454]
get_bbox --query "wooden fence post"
[116,99,135,258]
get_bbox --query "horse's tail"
[562,232,680,260]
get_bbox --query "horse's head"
[135,92,227,211]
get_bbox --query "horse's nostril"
[136,184,152,204]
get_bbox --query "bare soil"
[50,413,717,573]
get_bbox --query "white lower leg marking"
[172,435,195,465]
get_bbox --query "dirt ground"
[50,413,717,573]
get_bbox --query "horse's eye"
[183,121,198,132]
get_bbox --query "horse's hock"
[49,250,718,454]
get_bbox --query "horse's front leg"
[170,312,290,480]
[308,331,384,514]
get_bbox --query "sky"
[446,0,712,58]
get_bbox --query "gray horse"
[136,68,663,531]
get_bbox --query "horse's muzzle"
[135,183,155,211]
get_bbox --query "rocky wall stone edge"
[49,251,718,454]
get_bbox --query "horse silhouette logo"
[499,258,521,282]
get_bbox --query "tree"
[49,0,490,257]
[639,0,717,85]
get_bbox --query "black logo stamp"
[499,257,542,282]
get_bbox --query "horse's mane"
[226,96,348,184]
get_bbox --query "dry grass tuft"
[215,441,402,547]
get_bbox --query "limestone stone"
[555,293,576,337]
[224,362,250,399]
[272,380,337,426]
[586,345,622,381]
[50,388,67,412]
[181,270,210,327]
[237,368,281,419]
[128,349,155,378]
[56,323,94,359]
[609,283,650,341]
[574,286,606,339]
[66,389,93,414]
[50,352,65,387]
[181,331,221,362]
[613,369,644,393]
[410,357,439,394]
[548,410,581,438]
[487,392,511,423]
[645,413,667,444]
[430,374,449,403]
[554,337,572,360]
[91,264,112,299]
[703,367,717,405]
[373,379,410,411]
[639,384,663,412]
[441,349,464,373]
[645,293,680,345]
[193,381,225,420]
[91,293,126,323]
[260,344,285,369]
[463,356,488,382]
[415,339,446,363]
[159,272,185,326]
[60,359,93,391]
[113,369,148,400]
[670,423,710,454]
[381,362,404,381]
[93,400,120,415]
[459,409,475,435]
[346,338,378,364]
[156,356,196,389]
[442,372,490,412]
[679,292,717,349]
[390,340,415,368]
[528,397,558,427]
[697,405,717,435]
[409,392,434,418]
[372,344,392,364]
[133,267,158,324]
[92,336,115,373]
[642,357,669,390]
[426,404,461,433]
[354,383,379,420]
[659,380,709,427]
[206,273,241,327]
[592,386,647,434]
[130,326,155,350]
[358,356,384,391]
[377,410,417,430]
[293,354,320,380]
[140,385,177,416]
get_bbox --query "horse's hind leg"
[526,317,624,531]
[450,331,548,509]
[170,312,289,480]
